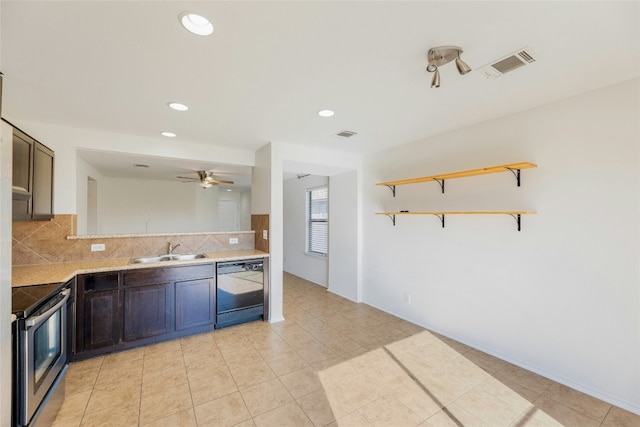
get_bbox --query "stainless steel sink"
[130,253,208,264]
[169,253,208,261]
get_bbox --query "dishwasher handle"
[25,289,70,329]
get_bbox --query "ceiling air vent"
[478,47,538,79]
[336,130,357,138]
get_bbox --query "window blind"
[307,186,328,256]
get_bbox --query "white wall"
[0,121,13,427]
[76,157,103,235]
[361,79,640,412]
[0,16,12,423]
[328,170,360,301]
[283,174,329,286]
[98,177,254,234]
[253,144,285,323]
[239,190,252,231]
[100,177,204,234]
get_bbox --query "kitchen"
[1,1,639,426]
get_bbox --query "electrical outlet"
[229,238,239,244]
[263,230,268,240]
[91,243,105,252]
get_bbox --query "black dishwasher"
[216,259,264,328]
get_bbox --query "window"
[307,186,328,256]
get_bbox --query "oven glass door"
[33,309,62,387]
[22,289,69,425]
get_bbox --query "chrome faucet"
[167,242,181,255]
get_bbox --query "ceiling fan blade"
[177,172,233,186]
[208,179,234,184]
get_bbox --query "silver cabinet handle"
[25,289,70,329]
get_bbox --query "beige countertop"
[12,249,269,287]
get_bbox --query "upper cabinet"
[12,127,54,221]
[12,129,34,220]
[32,141,54,220]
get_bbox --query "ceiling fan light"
[199,181,212,188]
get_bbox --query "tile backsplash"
[12,214,255,266]
[251,214,269,253]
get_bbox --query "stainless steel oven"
[216,259,267,328]
[18,286,70,426]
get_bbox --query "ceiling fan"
[176,170,234,188]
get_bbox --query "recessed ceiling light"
[178,11,213,36]
[318,110,335,118]
[226,189,232,192]
[168,102,189,111]
[161,132,176,138]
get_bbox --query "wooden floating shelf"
[376,162,537,196]
[376,211,537,231]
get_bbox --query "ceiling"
[2,2,639,178]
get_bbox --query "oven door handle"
[25,289,70,329]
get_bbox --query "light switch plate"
[263,230,268,240]
[91,243,105,252]
[229,238,239,244]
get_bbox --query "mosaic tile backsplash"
[12,215,255,266]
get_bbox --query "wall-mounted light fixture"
[426,46,472,88]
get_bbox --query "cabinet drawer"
[124,264,214,286]
[82,273,119,292]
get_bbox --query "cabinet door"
[175,278,215,331]
[12,129,34,220]
[124,283,174,342]
[32,142,54,220]
[77,273,121,353]
[83,289,121,351]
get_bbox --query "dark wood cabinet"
[32,142,54,220]
[12,127,54,221]
[83,289,121,350]
[176,278,215,330]
[12,129,34,220]
[124,283,174,341]
[76,273,121,354]
[74,264,215,360]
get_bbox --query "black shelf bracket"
[385,185,396,197]
[431,214,445,228]
[434,179,445,193]
[384,213,396,226]
[508,214,522,231]
[506,168,521,187]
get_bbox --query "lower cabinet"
[176,278,215,331]
[76,273,121,354]
[74,263,215,360]
[124,283,174,342]
[83,290,121,351]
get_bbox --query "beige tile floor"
[53,272,639,427]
